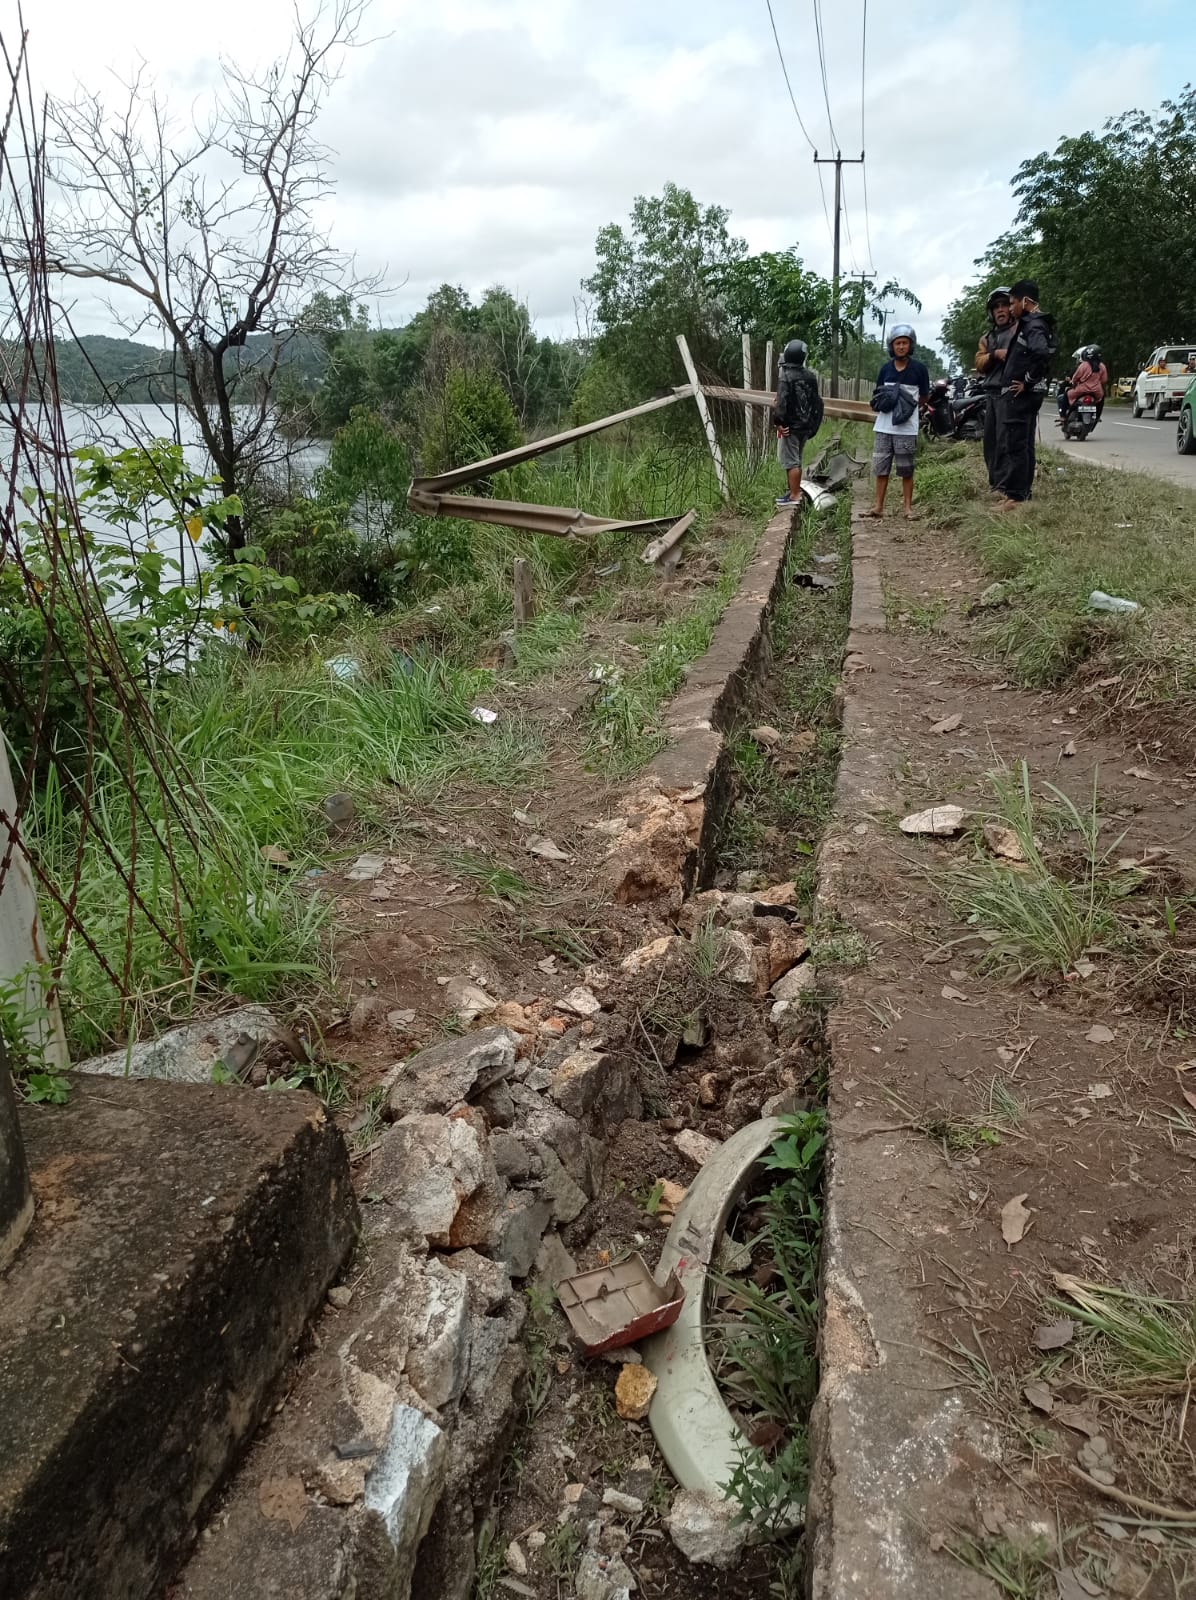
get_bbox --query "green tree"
[584,183,747,398]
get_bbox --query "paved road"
[1054,408,1196,489]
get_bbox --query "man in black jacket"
[998,279,1055,507]
[974,287,1015,490]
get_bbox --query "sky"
[14,0,1196,359]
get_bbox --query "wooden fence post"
[513,558,534,628]
[742,333,753,467]
[762,339,774,465]
[676,334,729,501]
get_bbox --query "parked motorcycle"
[1060,396,1100,441]
[922,377,986,442]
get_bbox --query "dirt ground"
[823,503,1196,1597]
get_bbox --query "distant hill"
[22,331,331,405]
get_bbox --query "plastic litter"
[1089,591,1141,615]
[470,706,498,724]
[558,1254,684,1357]
[325,655,361,681]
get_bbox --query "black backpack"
[778,366,824,440]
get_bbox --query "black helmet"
[886,323,917,357]
[986,286,1012,313]
[782,338,808,365]
[1084,344,1103,366]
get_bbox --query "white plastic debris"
[470,706,498,724]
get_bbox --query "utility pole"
[814,151,865,398]
[850,269,877,396]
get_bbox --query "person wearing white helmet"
[863,324,929,520]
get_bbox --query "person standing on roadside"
[997,279,1056,508]
[863,324,929,520]
[771,338,824,507]
[974,287,1015,490]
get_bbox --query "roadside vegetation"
[909,445,1196,744]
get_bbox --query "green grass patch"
[931,448,1196,720]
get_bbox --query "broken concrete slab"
[1,1076,356,1600]
[370,1112,494,1248]
[73,1004,286,1084]
[386,1026,518,1118]
[666,1488,746,1569]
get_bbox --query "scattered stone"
[771,962,817,1004]
[749,725,783,747]
[535,1230,579,1286]
[559,986,603,1019]
[372,1112,492,1247]
[762,1089,800,1118]
[576,1548,636,1600]
[322,792,355,824]
[475,1081,516,1129]
[655,1179,686,1222]
[674,1129,719,1168]
[602,1487,644,1515]
[564,1483,585,1505]
[698,1071,720,1107]
[387,1026,518,1118]
[614,1364,657,1422]
[527,1531,546,1551]
[75,1004,287,1085]
[445,976,498,1024]
[666,1488,746,1569]
[386,1008,417,1033]
[589,817,628,838]
[720,930,758,987]
[488,1191,553,1280]
[346,852,388,881]
[620,935,678,976]
[492,1001,533,1035]
[348,995,385,1036]
[549,1048,613,1121]
[899,805,966,837]
[763,923,809,986]
[537,1145,589,1225]
[606,784,693,910]
[490,1129,535,1183]
[599,1345,642,1366]
[524,1066,553,1092]
[404,1257,473,1410]
[327,1285,353,1310]
[682,1013,710,1050]
[506,1540,528,1576]
[757,880,797,907]
[362,1404,448,1576]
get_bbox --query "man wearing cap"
[998,280,1056,507]
[974,287,1015,490]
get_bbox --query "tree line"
[942,86,1196,379]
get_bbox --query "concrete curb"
[804,509,997,1600]
[646,507,797,890]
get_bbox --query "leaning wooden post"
[741,333,753,467]
[513,557,535,629]
[762,339,775,463]
[676,334,728,501]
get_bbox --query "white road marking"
[1108,420,1162,431]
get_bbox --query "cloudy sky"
[18,0,1196,356]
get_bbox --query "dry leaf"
[1175,1059,1196,1073]
[1085,1024,1115,1044]
[1055,1569,1102,1600]
[1033,1318,1075,1351]
[1181,1089,1196,1113]
[929,712,963,734]
[1072,958,1096,979]
[525,834,570,862]
[1001,1192,1032,1246]
[258,1475,308,1533]
[983,823,1027,862]
[941,985,969,1002]
[1023,1380,1054,1414]
[1122,766,1158,781]
[1053,1403,1101,1437]
[1087,1083,1113,1100]
[259,844,292,867]
[1062,740,1077,758]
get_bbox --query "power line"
[763,0,835,250]
[812,0,839,151]
[764,0,818,154]
[859,0,876,272]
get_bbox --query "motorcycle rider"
[771,338,824,506]
[998,280,1056,508]
[1057,345,1108,429]
[974,287,1015,490]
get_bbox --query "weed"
[810,914,872,969]
[543,1520,581,1580]
[884,584,949,633]
[0,966,70,1103]
[943,1530,1054,1599]
[945,764,1132,977]
[351,1086,389,1153]
[450,850,536,906]
[473,1517,506,1599]
[1051,1274,1196,1397]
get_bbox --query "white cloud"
[15,0,1192,356]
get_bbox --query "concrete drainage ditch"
[165,491,855,1600]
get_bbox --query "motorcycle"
[922,376,986,442]
[1060,396,1100,441]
